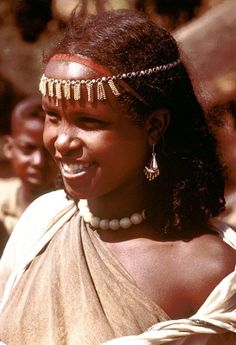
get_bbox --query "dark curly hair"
[44,9,225,238]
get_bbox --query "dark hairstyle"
[44,9,224,237]
[134,0,202,23]
[11,94,45,131]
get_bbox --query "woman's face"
[42,60,150,201]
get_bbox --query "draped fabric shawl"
[0,190,235,345]
[0,212,168,344]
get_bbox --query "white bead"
[83,211,92,223]
[91,216,100,228]
[78,199,145,231]
[99,219,110,230]
[109,219,120,231]
[79,199,87,209]
[130,213,143,225]
[120,217,132,229]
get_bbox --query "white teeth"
[61,162,90,174]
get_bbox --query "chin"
[63,183,100,201]
[64,189,89,201]
[26,180,49,193]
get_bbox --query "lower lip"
[28,172,43,180]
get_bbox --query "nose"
[54,132,82,157]
[31,150,45,167]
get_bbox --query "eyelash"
[76,117,108,130]
[17,146,34,155]
[45,112,59,123]
[80,117,105,123]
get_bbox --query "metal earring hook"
[144,142,160,181]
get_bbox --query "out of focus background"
[0,0,235,173]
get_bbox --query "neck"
[86,180,146,220]
[20,184,45,209]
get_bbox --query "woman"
[0,9,235,345]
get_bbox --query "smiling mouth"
[60,162,92,176]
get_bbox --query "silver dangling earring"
[144,143,160,181]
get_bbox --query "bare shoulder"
[180,232,236,310]
[188,232,236,267]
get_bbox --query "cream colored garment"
[103,219,236,345]
[0,177,24,235]
[0,191,235,344]
[0,189,75,304]
[0,199,167,345]
[218,193,236,231]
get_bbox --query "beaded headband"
[39,54,181,104]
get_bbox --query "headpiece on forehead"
[39,54,181,105]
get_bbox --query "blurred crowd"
[0,0,235,255]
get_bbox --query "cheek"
[94,132,147,172]
[43,124,56,154]
[12,154,28,172]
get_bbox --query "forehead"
[15,102,41,117]
[43,59,123,114]
[44,60,100,82]
[12,99,44,131]
[12,117,44,136]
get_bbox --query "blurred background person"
[0,94,58,244]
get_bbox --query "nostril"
[54,134,82,155]
[70,137,81,149]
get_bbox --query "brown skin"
[43,60,236,321]
[3,96,58,210]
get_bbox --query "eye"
[45,111,60,124]
[81,117,103,123]
[78,116,108,129]
[17,144,35,155]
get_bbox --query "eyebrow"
[41,102,61,114]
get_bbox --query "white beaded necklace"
[78,199,145,231]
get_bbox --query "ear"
[145,108,170,145]
[2,135,14,160]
